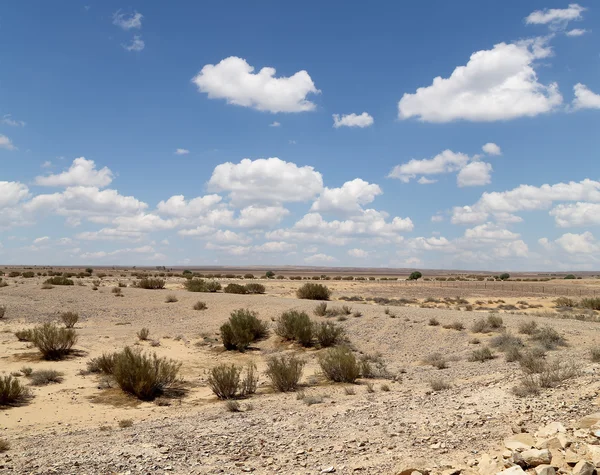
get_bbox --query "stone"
[537,438,562,451]
[536,423,566,439]
[496,467,526,475]
[579,414,600,430]
[479,454,504,475]
[572,460,595,475]
[321,468,336,474]
[534,465,556,475]
[585,445,600,467]
[505,434,536,451]
[565,450,581,465]
[521,449,552,467]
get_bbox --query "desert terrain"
[1,268,600,474]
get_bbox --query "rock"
[537,438,562,451]
[534,465,555,475]
[579,414,600,430]
[565,450,581,465]
[572,460,595,475]
[521,449,552,467]
[479,454,504,475]
[321,467,336,474]
[496,467,526,475]
[536,423,566,439]
[585,445,600,467]
[505,434,536,451]
[397,470,422,475]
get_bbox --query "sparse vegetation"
[424,352,448,369]
[314,302,328,316]
[296,283,331,301]
[275,310,313,346]
[29,369,64,386]
[224,283,248,294]
[429,377,451,391]
[119,419,133,428]
[136,278,165,290]
[319,346,360,383]
[265,354,305,392]
[359,353,389,379]
[208,363,258,399]
[193,301,207,311]
[580,297,600,311]
[0,439,9,452]
[518,320,538,335]
[220,309,268,351]
[185,279,222,293]
[60,311,79,328]
[472,314,504,333]
[428,317,440,326]
[591,347,600,363]
[31,323,78,360]
[165,294,178,303]
[314,321,346,347]
[14,329,33,342]
[245,283,266,294]
[44,276,74,286]
[443,321,464,331]
[0,375,29,406]
[87,353,116,374]
[530,326,567,350]
[469,347,494,362]
[137,327,150,341]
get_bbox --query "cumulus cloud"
[0,181,30,208]
[571,83,600,110]
[464,222,520,241]
[566,28,588,37]
[389,150,470,183]
[332,112,374,128]
[269,121,281,127]
[236,205,290,228]
[254,241,296,253]
[0,134,16,150]
[208,157,323,205]
[175,148,190,155]
[192,56,319,113]
[311,179,382,215]
[157,194,222,217]
[33,236,49,244]
[123,35,145,52]
[418,177,437,185]
[76,228,144,241]
[113,11,143,30]
[451,206,490,225]
[456,161,492,187]
[35,158,114,188]
[550,202,600,227]
[348,248,369,258]
[525,4,585,29]
[398,39,561,122]
[482,143,502,155]
[304,253,337,263]
[555,231,598,254]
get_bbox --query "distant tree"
[564,274,576,280]
[499,273,510,281]
[408,271,422,281]
[85,268,93,274]
[265,271,275,279]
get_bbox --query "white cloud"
[555,231,598,254]
[464,223,520,241]
[35,157,113,188]
[303,246,318,254]
[566,28,588,37]
[493,240,529,258]
[311,179,382,215]
[550,202,600,227]
[156,194,222,217]
[1,114,25,127]
[0,181,30,208]
[80,245,156,260]
[123,35,145,52]
[111,213,178,233]
[451,205,489,225]
[456,161,492,187]
[538,237,553,251]
[388,150,470,183]
[178,226,214,237]
[269,121,281,127]
[33,236,49,244]
[0,134,16,150]
[431,214,444,223]
[418,177,437,185]
[525,4,585,28]
[398,39,561,122]
[113,11,143,30]
[332,112,374,128]
[175,148,190,155]
[41,161,52,168]
[192,56,319,113]
[304,253,337,263]
[254,241,296,253]
[236,205,289,228]
[572,83,600,110]
[212,230,252,245]
[348,248,369,258]
[208,157,323,205]
[204,243,251,256]
[482,143,502,155]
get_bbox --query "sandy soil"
[1,275,600,474]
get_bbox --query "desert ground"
[2,268,600,474]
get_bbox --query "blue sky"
[1,1,599,270]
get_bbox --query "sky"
[1,1,599,271]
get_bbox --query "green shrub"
[580,298,600,311]
[275,310,313,346]
[29,369,64,386]
[220,309,268,351]
[0,375,30,406]
[314,321,346,347]
[224,283,248,295]
[319,346,360,383]
[265,354,305,392]
[408,271,422,281]
[469,347,494,362]
[31,323,77,360]
[44,276,74,286]
[136,278,165,290]
[14,329,33,342]
[296,283,331,301]
[314,302,328,316]
[245,283,266,294]
[111,347,181,400]
[185,279,221,293]
[22,271,35,278]
[490,332,523,352]
[207,363,258,399]
[499,273,510,280]
[554,296,576,307]
[87,353,116,374]
[60,311,79,328]
[244,274,255,279]
[193,301,207,311]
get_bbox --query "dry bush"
[319,346,360,383]
[208,363,258,399]
[136,278,165,289]
[0,375,30,406]
[380,383,390,392]
[554,297,576,307]
[518,320,538,335]
[20,366,33,376]
[519,350,548,374]
[314,321,346,348]
[224,283,248,295]
[513,359,580,396]
[359,353,389,379]
[443,321,464,331]
[296,283,331,301]
[119,419,133,428]
[150,339,160,347]
[29,369,64,386]
[60,311,79,328]
[505,345,523,362]
[428,317,440,326]
[14,329,33,342]
[365,382,374,393]
[220,309,269,351]
[112,287,123,296]
[0,438,9,452]
[193,301,207,311]
[165,294,178,303]
[490,332,523,352]
[469,347,494,362]
[185,278,221,293]
[225,400,241,412]
[31,323,77,360]
[265,354,305,392]
[41,283,54,289]
[275,310,313,347]
[0,306,5,319]
[591,347,600,362]
[112,347,181,400]
[137,327,150,341]
[87,353,116,374]
[424,352,448,369]
[314,302,328,316]
[44,276,74,286]
[487,314,504,329]
[530,326,567,350]
[340,305,352,315]
[344,386,356,395]
[245,283,266,294]
[429,377,451,391]
[580,298,600,310]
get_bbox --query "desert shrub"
[8,271,20,278]
[220,309,268,351]
[469,347,494,362]
[136,278,165,290]
[518,320,538,335]
[554,296,576,307]
[314,321,346,348]
[428,317,440,326]
[87,353,116,374]
[165,294,178,303]
[20,366,33,376]
[424,352,448,369]
[275,310,313,347]
[225,400,241,412]
[112,287,122,295]
[319,346,360,383]
[208,363,258,399]
[224,283,248,295]
[244,274,255,279]
[119,419,133,428]
[429,377,451,391]
[487,314,504,329]
[499,273,510,280]
[514,359,580,396]
[443,321,464,331]
[531,326,566,350]
[265,271,275,279]
[44,276,74,286]
[265,354,305,392]
[314,302,328,316]
[505,345,523,362]
[15,329,33,342]
[0,439,9,452]
[340,305,353,315]
[29,369,63,386]
[118,282,127,288]
[296,283,331,301]
[591,347,600,363]
[512,375,541,397]
[193,301,207,311]
[564,274,576,279]
[245,283,266,294]
[185,279,207,292]
[408,271,422,281]
[111,347,181,400]
[31,323,77,360]
[0,375,29,405]
[60,311,79,328]
[580,298,600,311]
[137,327,150,341]
[359,354,389,378]
[22,271,34,278]
[490,332,523,352]
[519,350,547,374]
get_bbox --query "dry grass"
[469,347,494,362]
[424,352,448,369]
[29,369,64,386]
[193,301,207,311]
[165,294,178,303]
[118,419,133,428]
[429,377,451,391]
